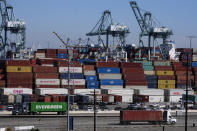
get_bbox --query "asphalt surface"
[0,113,197,131]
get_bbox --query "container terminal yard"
[0,0,197,131]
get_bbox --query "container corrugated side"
[74,89,101,95]
[36,79,60,85]
[0,88,32,95]
[61,79,85,85]
[59,67,82,73]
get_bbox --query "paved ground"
[0,114,197,131]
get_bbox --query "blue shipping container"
[58,54,67,59]
[148,84,157,88]
[86,76,97,81]
[87,81,99,86]
[100,79,123,86]
[60,73,84,79]
[97,67,120,73]
[86,86,99,89]
[192,62,197,67]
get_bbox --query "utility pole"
[185,35,197,131]
[94,89,96,131]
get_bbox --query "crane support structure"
[130,1,173,60]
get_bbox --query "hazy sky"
[9,0,197,49]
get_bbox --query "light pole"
[185,35,197,131]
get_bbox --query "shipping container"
[35,88,68,95]
[158,80,175,84]
[74,89,101,95]
[96,62,119,68]
[36,79,60,85]
[125,86,148,89]
[135,89,164,96]
[7,66,32,72]
[149,95,164,102]
[83,65,94,70]
[34,73,59,79]
[97,67,120,73]
[100,85,123,89]
[59,67,82,73]
[158,84,175,89]
[0,88,32,95]
[60,73,84,79]
[85,76,97,81]
[100,79,123,86]
[156,71,174,75]
[101,89,134,95]
[84,70,96,76]
[61,79,85,85]
[99,73,122,79]
[33,66,57,73]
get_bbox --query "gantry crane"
[130,1,173,60]
[0,0,26,58]
[86,10,130,61]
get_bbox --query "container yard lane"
[0,111,197,131]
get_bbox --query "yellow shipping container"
[158,84,175,89]
[6,66,32,72]
[156,71,174,75]
[158,80,175,85]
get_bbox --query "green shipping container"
[30,102,67,112]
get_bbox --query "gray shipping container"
[99,73,122,79]
[15,95,23,104]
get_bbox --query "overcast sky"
[9,0,197,49]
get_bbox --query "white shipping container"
[192,55,197,61]
[35,88,68,95]
[108,95,114,103]
[61,79,85,85]
[193,48,197,53]
[135,89,164,96]
[59,67,82,73]
[74,89,101,95]
[144,71,155,75]
[35,53,45,59]
[100,85,123,90]
[36,79,60,85]
[101,89,134,95]
[149,95,164,103]
[166,89,194,96]
[0,88,32,95]
[122,95,133,103]
[125,86,148,89]
[169,96,182,103]
[8,95,15,103]
[84,70,96,76]
[99,73,122,79]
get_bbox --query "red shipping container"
[44,96,51,102]
[34,73,59,79]
[0,80,6,87]
[158,75,175,80]
[46,49,57,54]
[124,74,146,80]
[102,95,109,103]
[0,74,4,80]
[59,95,66,102]
[35,85,60,88]
[39,59,56,65]
[61,85,86,89]
[58,60,81,67]
[7,72,33,79]
[114,95,122,103]
[83,65,94,70]
[6,60,31,66]
[120,110,162,122]
[33,66,57,73]
[96,62,119,68]
[125,81,148,86]
[121,62,142,68]
[154,66,172,71]
[122,68,144,74]
[57,49,68,54]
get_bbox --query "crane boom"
[53,31,67,46]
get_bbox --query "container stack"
[146,75,158,88]
[122,62,148,89]
[46,49,57,58]
[154,61,175,89]
[6,60,33,89]
[86,76,99,89]
[57,49,67,59]
[59,61,85,89]
[34,66,59,88]
[142,61,155,75]
[96,62,123,90]
[179,48,192,62]
[173,62,193,89]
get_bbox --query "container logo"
[107,69,111,72]
[110,81,114,84]
[36,105,62,110]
